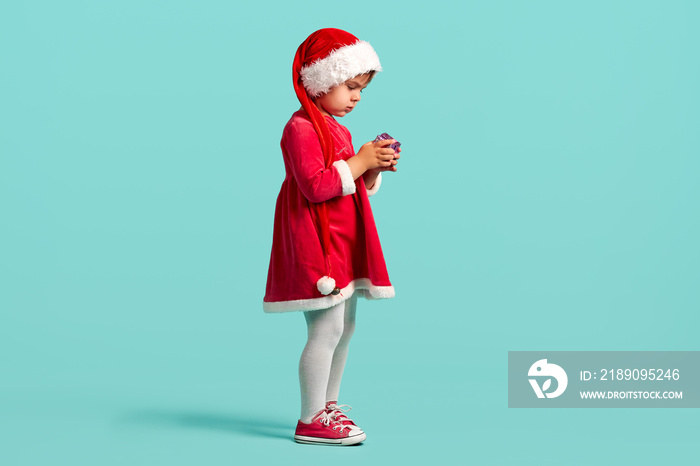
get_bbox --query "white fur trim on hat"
[301,41,382,97]
[332,160,356,195]
[366,172,381,197]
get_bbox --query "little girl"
[263,28,400,446]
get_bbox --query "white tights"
[298,294,357,422]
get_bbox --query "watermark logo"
[509,352,700,408]
[528,359,568,398]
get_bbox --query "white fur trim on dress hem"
[263,278,395,313]
[333,160,356,195]
[366,172,381,197]
[301,41,382,97]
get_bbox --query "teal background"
[2,0,698,464]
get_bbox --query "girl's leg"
[325,294,357,403]
[299,301,345,422]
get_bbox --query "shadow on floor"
[116,408,292,440]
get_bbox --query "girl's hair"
[312,70,377,99]
[362,70,377,83]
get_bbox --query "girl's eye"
[347,86,356,90]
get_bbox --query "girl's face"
[313,73,373,118]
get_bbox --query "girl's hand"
[369,146,401,173]
[346,140,401,180]
[357,139,399,171]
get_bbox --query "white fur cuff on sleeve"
[366,172,382,197]
[333,160,356,196]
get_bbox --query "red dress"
[263,110,394,312]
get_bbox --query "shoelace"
[327,403,355,424]
[318,411,350,433]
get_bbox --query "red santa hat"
[292,28,382,296]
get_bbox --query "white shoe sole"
[294,431,366,446]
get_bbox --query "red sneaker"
[325,401,362,430]
[294,409,366,446]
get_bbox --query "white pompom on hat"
[316,276,336,296]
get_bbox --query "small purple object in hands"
[374,133,401,153]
